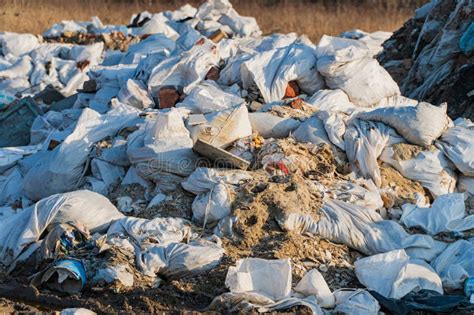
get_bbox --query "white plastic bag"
[294,269,335,308]
[380,146,457,198]
[401,193,473,235]
[242,40,324,103]
[357,102,450,146]
[436,118,474,176]
[355,249,443,299]
[225,258,292,301]
[316,35,400,107]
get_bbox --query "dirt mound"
[378,0,474,120]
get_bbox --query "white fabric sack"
[430,240,474,290]
[333,289,380,315]
[0,55,33,79]
[280,199,447,260]
[225,258,292,301]
[355,249,443,299]
[0,145,42,173]
[182,167,251,194]
[69,42,104,66]
[249,112,300,139]
[132,13,179,40]
[117,79,154,109]
[401,193,474,235]
[436,118,474,176]
[316,35,400,107]
[177,80,245,114]
[24,105,139,201]
[242,40,324,103]
[148,40,219,95]
[127,108,199,188]
[0,32,39,56]
[0,190,123,268]
[294,269,335,308]
[93,264,134,288]
[344,119,404,187]
[291,115,331,146]
[380,146,457,198]
[357,102,450,146]
[140,239,225,279]
[189,104,252,148]
[191,182,232,225]
[332,179,384,211]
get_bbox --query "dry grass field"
[1,0,426,42]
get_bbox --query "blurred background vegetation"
[0,0,428,42]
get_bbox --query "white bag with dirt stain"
[357,102,450,146]
[380,146,456,198]
[0,190,123,268]
[355,249,443,299]
[294,269,335,308]
[316,35,400,107]
[436,118,474,176]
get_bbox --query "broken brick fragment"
[289,98,304,110]
[158,87,180,109]
[205,66,220,81]
[284,81,299,99]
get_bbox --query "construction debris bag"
[0,190,123,268]
[316,35,400,107]
[279,199,447,260]
[436,118,474,176]
[117,79,154,109]
[24,104,139,201]
[401,193,474,235]
[430,240,474,290]
[249,112,300,139]
[127,108,198,191]
[241,39,324,103]
[291,115,331,146]
[333,289,380,315]
[357,102,450,146]
[0,166,23,206]
[294,269,335,308]
[344,119,404,187]
[0,32,40,56]
[380,146,457,198]
[177,80,245,114]
[355,249,443,299]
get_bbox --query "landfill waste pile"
[378,0,474,120]
[0,0,474,313]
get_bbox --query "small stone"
[319,264,328,272]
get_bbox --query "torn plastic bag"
[177,80,245,114]
[291,115,331,146]
[241,40,324,103]
[117,79,154,109]
[344,119,404,187]
[380,146,457,198]
[0,166,23,206]
[316,35,399,107]
[294,269,335,308]
[127,108,198,190]
[106,216,192,247]
[208,292,322,314]
[0,190,123,267]
[279,199,447,260]
[249,112,300,139]
[357,102,450,146]
[189,104,252,148]
[0,32,39,56]
[333,289,380,315]
[401,193,474,235]
[182,167,250,225]
[225,258,292,301]
[24,104,139,201]
[31,259,86,294]
[430,240,474,290]
[93,264,134,288]
[139,238,224,279]
[436,118,474,176]
[147,40,219,95]
[355,249,443,299]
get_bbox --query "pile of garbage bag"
[0,0,473,313]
